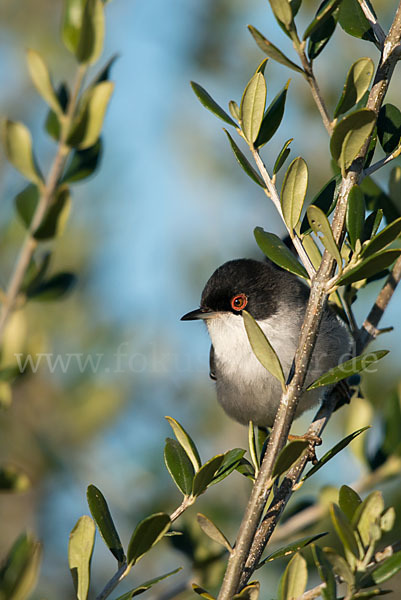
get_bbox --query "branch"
[0,64,87,345]
[357,0,387,48]
[364,143,401,176]
[96,563,129,600]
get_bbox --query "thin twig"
[364,144,401,176]
[96,563,129,600]
[357,0,387,48]
[0,64,87,344]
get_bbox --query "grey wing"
[209,345,217,381]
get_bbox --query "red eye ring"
[231,293,248,311]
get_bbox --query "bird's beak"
[181,307,217,321]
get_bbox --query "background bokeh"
[1,0,401,598]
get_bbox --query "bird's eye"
[231,293,248,311]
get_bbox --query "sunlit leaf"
[67,81,114,149]
[192,455,225,496]
[269,0,293,29]
[273,440,309,478]
[229,100,240,121]
[62,0,84,53]
[346,185,365,249]
[312,545,336,600]
[300,176,339,235]
[334,58,374,118]
[197,513,232,552]
[190,82,237,127]
[248,26,304,74]
[330,503,359,557]
[307,205,342,268]
[338,0,376,43]
[164,437,194,496]
[255,81,289,148]
[3,120,42,184]
[86,485,125,563]
[0,533,42,600]
[362,216,401,258]
[68,515,96,600]
[240,72,266,143]
[76,0,105,64]
[324,547,355,586]
[337,249,401,285]
[273,138,292,174]
[260,533,328,566]
[339,485,362,521]
[114,568,182,600]
[330,109,376,171]
[254,228,308,279]
[370,551,401,584]
[27,50,62,114]
[307,351,388,390]
[165,416,201,471]
[380,507,396,533]
[303,0,342,40]
[353,490,384,547]
[243,310,285,388]
[224,130,265,187]
[278,553,307,600]
[281,157,308,230]
[127,513,170,566]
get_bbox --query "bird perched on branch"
[181,258,351,427]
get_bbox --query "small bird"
[181,258,351,427]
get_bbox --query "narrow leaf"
[330,109,376,168]
[240,72,266,143]
[346,185,365,249]
[307,4,339,61]
[273,440,309,478]
[362,216,401,258]
[191,82,237,127]
[307,351,388,390]
[192,584,216,600]
[86,485,125,563]
[127,513,171,566]
[254,228,308,279]
[337,249,401,285]
[68,515,96,600]
[243,310,286,388]
[278,553,307,600]
[281,157,308,230]
[0,534,42,600]
[303,0,342,40]
[114,568,181,600]
[353,490,384,547]
[273,138,292,174]
[62,0,84,53]
[192,455,224,497]
[307,205,342,268]
[300,176,339,235]
[338,0,376,43]
[339,485,362,521]
[330,503,360,557]
[255,81,289,148]
[27,50,62,114]
[334,58,374,118]
[67,81,114,149]
[76,0,105,64]
[164,437,194,496]
[210,448,246,485]
[269,0,293,28]
[303,427,370,480]
[224,130,265,187]
[371,551,401,584]
[197,513,232,552]
[362,209,383,243]
[165,416,201,471]
[260,533,328,565]
[312,545,336,600]
[248,26,304,74]
[233,582,260,600]
[3,120,42,184]
[377,104,401,153]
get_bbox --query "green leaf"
[164,437,194,496]
[337,249,401,285]
[76,0,105,64]
[269,0,293,29]
[27,272,77,301]
[346,185,365,249]
[260,533,328,565]
[90,54,119,85]
[330,503,360,557]
[229,100,240,121]
[273,440,309,478]
[371,551,401,584]
[190,82,237,127]
[45,83,69,141]
[62,0,85,54]
[362,176,400,224]
[324,547,355,586]
[353,490,384,547]
[273,138,293,174]
[86,485,125,563]
[339,485,362,521]
[255,81,289,148]
[26,50,62,114]
[0,465,30,491]
[22,252,51,296]
[307,1,340,61]
[248,26,304,74]
[303,0,342,40]
[303,427,370,481]
[380,507,395,532]
[15,184,39,230]
[254,228,308,279]
[377,104,401,154]
[240,72,266,143]
[300,176,339,235]
[127,513,171,566]
[67,81,114,149]
[235,457,256,480]
[192,454,225,497]
[362,216,401,258]
[192,584,216,600]
[3,120,42,184]
[68,515,96,600]
[62,140,102,183]
[0,533,42,600]
[233,582,260,600]
[389,166,401,210]
[243,310,286,388]
[307,205,342,268]
[165,416,201,471]
[362,209,383,243]
[114,569,182,600]
[281,157,308,230]
[278,553,307,600]
[197,513,232,552]
[211,448,246,485]
[312,545,336,600]
[307,351,388,390]
[34,187,71,240]
[330,109,376,171]
[334,58,374,118]
[223,130,266,187]
[338,0,376,43]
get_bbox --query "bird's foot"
[288,433,322,465]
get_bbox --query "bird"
[181,258,351,428]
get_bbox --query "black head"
[181,258,299,321]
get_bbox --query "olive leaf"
[240,72,267,143]
[224,130,266,187]
[87,484,125,563]
[68,515,96,600]
[248,26,304,74]
[334,58,374,118]
[281,157,308,230]
[191,82,237,127]
[254,227,309,279]
[307,205,342,268]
